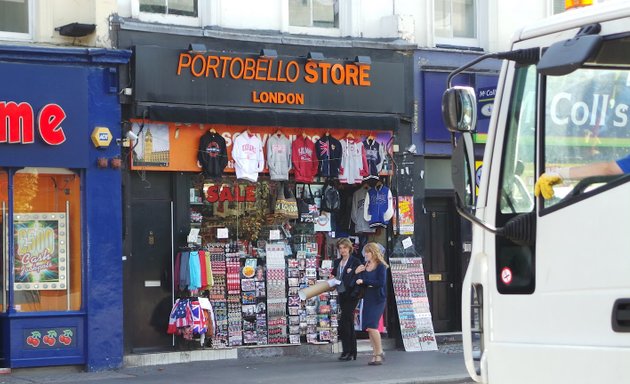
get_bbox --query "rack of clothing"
[169,245,217,346]
[167,295,216,346]
[174,245,214,296]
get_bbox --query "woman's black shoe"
[339,351,356,361]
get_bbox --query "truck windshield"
[544,67,630,207]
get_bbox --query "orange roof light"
[565,0,594,10]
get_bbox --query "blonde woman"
[354,242,389,366]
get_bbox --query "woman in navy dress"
[354,242,388,366]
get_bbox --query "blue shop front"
[0,45,130,370]
[402,49,500,333]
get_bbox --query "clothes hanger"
[325,130,330,137]
[210,127,217,134]
[346,132,354,140]
[275,129,282,136]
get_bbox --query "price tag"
[269,229,281,240]
[217,227,229,239]
[402,237,413,249]
[187,228,200,244]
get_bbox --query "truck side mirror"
[442,86,477,133]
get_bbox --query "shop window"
[289,0,339,28]
[434,0,478,46]
[0,168,82,312]
[195,177,275,244]
[0,0,32,40]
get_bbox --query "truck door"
[489,48,630,383]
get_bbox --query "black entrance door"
[424,197,461,333]
[125,173,174,351]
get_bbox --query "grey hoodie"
[351,187,375,233]
[266,133,292,181]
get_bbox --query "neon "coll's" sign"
[0,101,67,145]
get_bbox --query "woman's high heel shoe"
[339,351,357,361]
[368,353,384,366]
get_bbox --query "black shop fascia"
[123,39,412,130]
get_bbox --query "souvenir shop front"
[0,45,130,370]
[117,32,424,352]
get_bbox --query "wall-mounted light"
[188,43,207,53]
[116,130,138,148]
[354,56,372,66]
[260,49,278,59]
[307,52,325,61]
[126,130,139,141]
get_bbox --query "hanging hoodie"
[231,131,265,182]
[198,131,228,178]
[292,135,319,183]
[363,138,385,180]
[315,134,342,178]
[351,186,376,233]
[364,184,394,228]
[339,137,368,184]
[266,132,292,181]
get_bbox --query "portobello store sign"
[133,45,406,115]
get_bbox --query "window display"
[168,127,395,349]
[0,168,82,312]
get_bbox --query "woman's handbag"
[350,283,365,300]
[350,272,365,299]
[275,182,299,220]
[350,284,365,300]
[296,184,317,223]
[320,178,340,213]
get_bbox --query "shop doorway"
[125,172,174,351]
[424,197,461,333]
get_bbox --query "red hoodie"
[291,135,319,182]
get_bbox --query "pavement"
[0,340,472,384]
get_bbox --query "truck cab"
[442,2,630,383]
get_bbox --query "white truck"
[442,2,630,383]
